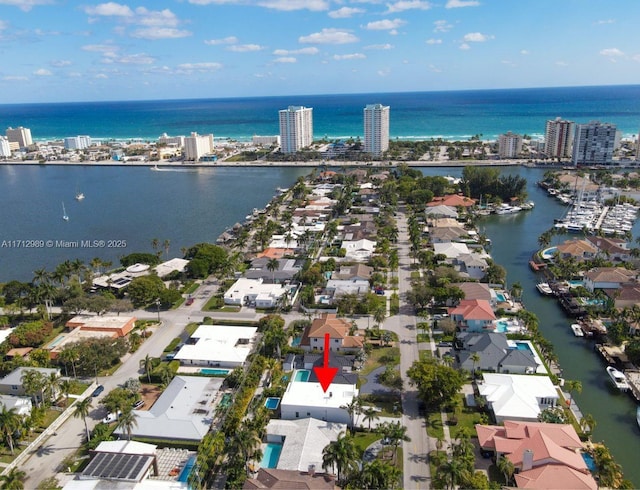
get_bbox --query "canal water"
[432,166,640,486]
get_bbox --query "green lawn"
[361,346,400,376]
[417,333,430,343]
[426,412,445,439]
[419,350,433,361]
[353,432,381,456]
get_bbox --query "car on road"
[432,314,449,320]
[437,341,453,347]
[91,385,105,397]
[185,297,194,306]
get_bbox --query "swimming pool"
[495,320,509,333]
[294,369,311,382]
[291,336,301,347]
[178,456,196,482]
[581,452,596,472]
[496,292,507,303]
[541,246,558,260]
[49,335,66,347]
[513,342,534,354]
[260,443,283,469]
[265,397,280,410]
[200,368,230,376]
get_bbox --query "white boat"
[536,282,553,295]
[62,202,69,221]
[606,366,630,391]
[520,201,535,210]
[495,204,522,215]
[570,324,584,337]
[75,192,85,201]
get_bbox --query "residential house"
[456,253,489,280]
[424,205,458,219]
[478,373,558,423]
[587,236,632,262]
[244,468,337,490]
[324,279,370,298]
[280,379,359,425]
[606,284,640,311]
[450,282,496,307]
[0,367,60,399]
[456,332,537,374]
[476,421,595,490]
[299,313,364,353]
[433,242,470,261]
[427,194,476,208]
[448,299,496,332]
[224,278,288,308]
[554,239,598,261]
[583,267,637,293]
[174,325,258,368]
[244,257,303,283]
[331,264,373,281]
[264,417,348,472]
[429,226,469,244]
[0,395,32,416]
[341,239,376,262]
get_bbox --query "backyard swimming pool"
[265,397,280,410]
[496,292,507,303]
[294,369,311,382]
[178,456,196,483]
[200,368,230,376]
[260,443,283,469]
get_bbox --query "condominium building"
[279,106,313,154]
[571,121,617,165]
[0,136,10,157]
[363,103,390,157]
[6,126,32,149]
[158,133,185,148]
[64,135,92,150]
[184,132,214,161]
[544,117,574,159]
[498,131,523,159]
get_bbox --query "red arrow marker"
[313,333,338,392]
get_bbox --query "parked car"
[91,385,105,397]
[432,314,449,320]
[437,341,453,347]
[102,410,122,424]
[132,400,144,409]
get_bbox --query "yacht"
[606,366,630,392]
[495,204,522,215]
[75,192,85,201]
[536,282,553,295]
[570,324,584,337]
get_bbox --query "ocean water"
[1,85,640,142]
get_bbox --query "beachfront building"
[279,106,313,154]
[184,132,215,161]
[545,117,575,160]
[497,131,523,159]
[571,121,617,165]
[0,136,10,157]
[252,135,280,146]
[5,126,32,149]
[158,133,185,148]
[363,103,390,157]
[64,135,92,150]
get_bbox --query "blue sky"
[0,0,638,103]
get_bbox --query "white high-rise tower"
[571,121,617,166]
[363,104,390,157]
[279,106,313,154]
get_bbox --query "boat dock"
[625,371,640,402]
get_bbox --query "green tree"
[322,431,359,482]
[74,397,93,442]
[0,467,26,489]
[497,455,515,485]
[362,406,380,431]
[266,258,280,283]
[0,406,22,455]
[126,275,165,307]
[140,354,154,383]
[115,409,138,440]
[407,357,466,410]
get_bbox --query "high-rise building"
[0,136,11,157]
[544,117,574,159]
[184,132,215,161]
[571,121,617,165]
[64,135,92,150]
[279,106,313,154]
[363,104,390,157]
[158,133,185,148]
[6,126,33,149]
[498,131,523,158]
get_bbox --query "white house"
[174,325,258,368]
[478,373,558,423]
[223,277,288,308]
[433,242,470,260]
[341,239,376,262]
[0,367,60,399]
[0,395,32,416]
[280,380,359,425]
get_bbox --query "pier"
[625,371,640,402]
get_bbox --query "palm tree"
[163,239,171,258]
[0,406,22,455]
[140,354,154,383]
[580,413,597,436]
[358,459,401,490]
[440,458,466,490]
[266,258,280,283]
[74,397,93,442]
[0,467,27,489]
[322,431,359,482]
[565,379,582,407]
[340,398,361,434]
[115,409,138,440]
[60,379,73,406]
[470,352,481,378]
[497,455,515,485]
[362,406,380,431]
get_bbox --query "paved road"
[383,208,432,489]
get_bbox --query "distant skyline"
[0,1,639,103]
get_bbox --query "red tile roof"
[448,299,495,321]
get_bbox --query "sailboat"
[62,202,69,221]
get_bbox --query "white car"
[102,410,122,424]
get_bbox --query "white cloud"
[364,43,393,50]
[595,19,615,25]
[0,0,53,12]
[257,0,329,11]
[459,43,470,50]
[377,69,390,76]
[2,75,29,81]
[365,18,406,30]
[84,2,133,17]
[82,44,119,53]
[463,32,493,42]
[177,62,223,73]
[333,53,366,60]
[328,7,364,18]
[50,60,72,67]
[600,48,624,57]
[555,61,568,66]
[33,68,52,76]
[0,20,6,30]
[205,36,238,45]
[433,20,452,32]
[446,0,479,7]
[272,47,318,55]
[228,44,264,52]
[135,7,180,27]
[114,53,156,64]
[426,38,442,44]
[520,49,529,55]
[428,64,441,72]
[274,57,297,63]
[95,73,109,79]
[299,28,358,44]
[131,27,191,39]
[385,1,431,13]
